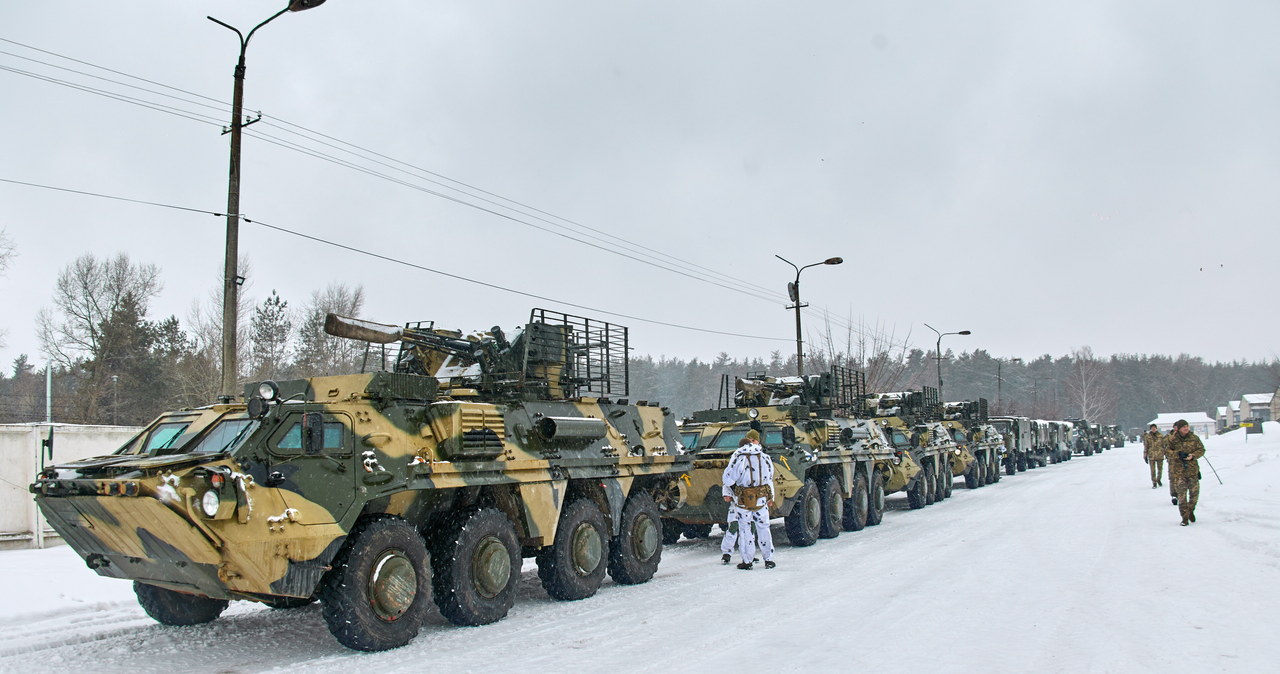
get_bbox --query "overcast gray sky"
[2,0,1277,372]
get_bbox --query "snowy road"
[2,427,1278,673]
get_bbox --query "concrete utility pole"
[211,0,327,399]
[775,255,842,377]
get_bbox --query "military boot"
[1189,511,1196,523]
[764,560,776,569]
[1172,497,1179,505]
[1180,515,1189,526]
[737,561,753,570]
[721,553,731,565]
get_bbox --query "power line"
[0,177,790,342]
[0,37,905,347]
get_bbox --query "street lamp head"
[288,0,327,10]
[823,257,843,265]
[958,330,971,335]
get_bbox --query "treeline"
[1,252,1276,430]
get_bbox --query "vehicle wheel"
[908,470,926,510]
[319,517,431,652]
[843,471,869,532]
[940,464,952,499]
[817,476,843,539]
[431,507,520,627]
[681,522,713,540]
[134,582,228,626]
[661,518,682,544]
[263,595,315,610]
[784,478,822,546]
[964,462,980,489]
[923,464,936,505]
[537,498,608,601]
[992,458,1002,482]
[1084,446,1094,457]
[865,468,885,525]
[1005,458,1016,477]
[608,492,663,585]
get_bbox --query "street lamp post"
[211,0,327,399]
[775,255,843,377]
[923,323,970,403]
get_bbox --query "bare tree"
[816,312,916,393]
[0,228,14,349]
[37,253,161,368]
[293,283,366,377]
[1066,346,1117,421]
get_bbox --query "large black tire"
[1084,445,1094,457]
[319,517,432,652]
[537,498,608,601]
[843,471,869,532]
[939,463,952,499]
[817,476,843,539]
[134,582,228,626]
[681,523,713,540]
[608,492,663,585]
[992,457,1002,482]
[907,470,927,510]
[964,461,980,489]
[661,518,682,544]
[784,478,822,546]
[923,464,937,505]
[431,508,520,627]
[865,468,885,526]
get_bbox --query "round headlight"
[201,490,221,518]
[257,381,280,401]
[748,408,759,419]
[954,448,961,455]
[892,456,902,465]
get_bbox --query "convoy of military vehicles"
[29,308,1125,652]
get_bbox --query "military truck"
[865,387,953,508]
[30,309,692,652]
[1103,424,1125,448]
[989,415,1028,474]
[1066,418,1100,455]
[942,399,1003,488]
[664,366,895,547]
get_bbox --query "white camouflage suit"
[721,441,775,564]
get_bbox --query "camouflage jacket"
[1164,431,1206,480]
[1142,430,1164,461]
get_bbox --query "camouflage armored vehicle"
[1048,420,1074,461]
[664,366,896,546]
[865,387,951,509]
[30,309,691,652]
[1103,424,1125,448]
[942,399,1003,488]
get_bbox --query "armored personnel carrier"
[664,366,895,546]
[942,399,1002,488]
[865,387,952,509]
[31,309,691,652]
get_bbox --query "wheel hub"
[369,549,417,622]
[472,536,512,599]
[631,516,659,561]
[570,522,603,576]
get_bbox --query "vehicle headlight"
[954,448,961,455]
[748,408,759,419]
[201,490,221,518]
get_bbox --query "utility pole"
[211,0,328,400]
[775,255,842,377]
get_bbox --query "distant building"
[1216,405,1229,432]
[1147,412,1216,438]
[1229,400,1241,426]
[1240,393,1274,422]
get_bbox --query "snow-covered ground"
[2,424,1278,673]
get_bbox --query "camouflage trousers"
[725,504,774,563]
[1172,475,1200,520]
[1148,457,1164,486]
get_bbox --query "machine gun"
[325,308,629,401]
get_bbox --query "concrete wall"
[0,423,140,550]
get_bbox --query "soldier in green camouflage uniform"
[1164,419,1206,526]
[1142,424,1164,488]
